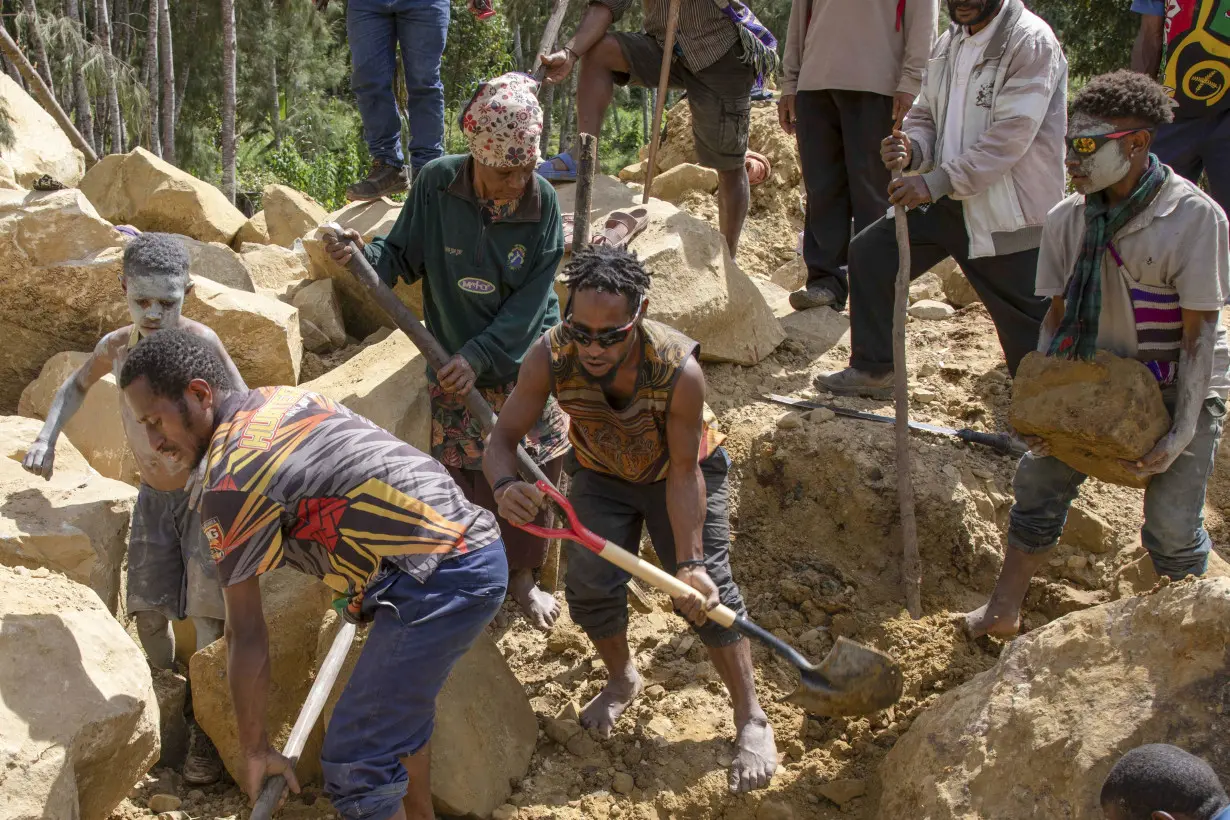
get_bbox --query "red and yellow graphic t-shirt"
[199,387,501,604]
[1160,0,1230,117]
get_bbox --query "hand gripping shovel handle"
[251,621,358,820]
[516,481,814,670]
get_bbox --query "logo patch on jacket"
[458,276,496,294]
[507,244,527,270]
[202,517,225,561]
[445,247,463,256]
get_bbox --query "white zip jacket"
[904,0,1068,259]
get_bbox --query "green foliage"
[238,133,368,210]
[1027,0,1139,82]
[0,97,13,152]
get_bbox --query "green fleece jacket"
[363,154,564,387]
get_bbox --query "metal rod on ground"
[0,26,98,166]
[640,0,682,205]
[251,621,358,820]
[890,163,922,620]
[529,0,572,85]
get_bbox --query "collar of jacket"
[445,155,543,224]
[940,0,1022,65]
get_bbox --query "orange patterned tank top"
[548,319,725,484]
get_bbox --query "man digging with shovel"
[965,71,1230,640]
[483,245,779,793]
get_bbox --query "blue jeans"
[346,0,448,171]
[1153,109,1230,220]
[1008,397,1227,579]
[320,543,507,820]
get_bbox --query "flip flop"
[592,208,649,250]
[536,152,578,182]
[745,150,771,186]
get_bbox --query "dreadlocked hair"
[562,245,652,309]
[1072,70,1176,128]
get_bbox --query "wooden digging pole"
[640,0,682,204]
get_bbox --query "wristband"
[676,559,706,571]
[563,45,579,62]
[491,476,520,495]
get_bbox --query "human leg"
[346,0,402,167]
[1194,110,1230,217]
[321,545,508,820]
[134,610,175,670]
[1141,398,1226,579]
[563,466,646,737]
[839,90,895,237]
[128,484,188,667]
[717,167,750,257]
[538,34,632,176]
[791,90,851,308]
[642,448,776,792]
[951,245,1049,376]
[395,0,448,171]
[964,452,1088,638]
[1151,116,1206,190]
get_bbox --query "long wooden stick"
[0,25,98,165]
[571,133,598,251]
[250,621,357,820]
[640,0,682,205]
[891,166,921,620]
[529,0,572,83]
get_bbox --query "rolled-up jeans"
[1007,397,1226,579]
[346,0,448,171]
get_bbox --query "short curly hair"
[1071,70,1176,128]
[562,245,653,311]
[1100,744,1229,820]
[119,328,234,399]
[123,231,191,282]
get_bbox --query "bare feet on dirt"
[508,568,560,631]
[580,666,643,738]
[729,715,777,793]
[961,602,1022,640]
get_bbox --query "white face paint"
[123,274,189,334]
[1066,112,1133,196]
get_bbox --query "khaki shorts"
[612,33,754,171]
[127,484,226,621]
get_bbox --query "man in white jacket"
[817,0,1067,397]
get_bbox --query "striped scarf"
[711,0,779,85]
[1049,154,1169,361]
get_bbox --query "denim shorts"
[320,542,508,820]
[127,483,225,621]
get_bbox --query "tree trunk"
[220,0,236,202]
[20,0,53,91]
[642,87,650,142]
[158,0,174,162]
[173,0,197,127]
[264,0,279,146]
[95,0,123,153]
[144,0,160,155]
[113,0,127,59]
[539,81,554,158]
[512,22,523,71]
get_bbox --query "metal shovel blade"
[781,637,904,717]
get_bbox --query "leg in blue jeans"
[395,0,448,171]
[348,0,403,167]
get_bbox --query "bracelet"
[563,45,579,62]
[676,559,706,571]
[491,476,520,495]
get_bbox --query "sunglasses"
[1065,129,1152,157]
[562,303,643,348]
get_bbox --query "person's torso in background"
[1161,0,1230,119]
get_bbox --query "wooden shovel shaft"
[641,0,683,204]
[890,169,922,620]
[251,621,358,820]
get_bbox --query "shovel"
[516,480,904,717]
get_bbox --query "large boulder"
[557,176,784,365]
[879,578,1230,819]
[327,197,402,241]
[184,277,303,387]
[0,72,85,188]
[242,243,311,294]
[233,210,271,248]
[18,352,140,486]
[78,147,247,244]
[649,163,719,204]
[0,565,160,820]
[264,184,329,248]
[179,236,257,292]
[1011,351,1171,488]
[300,330,430,450]
[0,416,137,614]
[302,227,424,340]
[292,279,347,353]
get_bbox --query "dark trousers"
[447,457,563,571]
[847,197,1048,376]
[795,89,894,307]
[1153,109,1230,218]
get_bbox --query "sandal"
[592,208,649,250]
[745,150,771,186]
[536,152,578,182]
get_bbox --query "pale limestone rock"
[292,279,347,352]
[263,184,329,248]
[240,243,310,291]
[908,272,944,305]
[908,299,956,320]
[232,210,271,248]
[649,163,719,204]
[770,257,807,292]
[933,257,981,307]
[0,72,85,188]
[185,278,302,387]
[179,236,256,292]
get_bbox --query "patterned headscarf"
[460,73,542,168]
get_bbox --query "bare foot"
[508,568,560,631]
[961,601,1021,640]
[580,665,643,738]
[729,715,777,793]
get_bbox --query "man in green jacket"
[325,73,569,631]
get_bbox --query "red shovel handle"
[513,480,607,555]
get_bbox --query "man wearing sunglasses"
[482,246,779,794]
[965,70,1230,640]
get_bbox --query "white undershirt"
[940,22,998,167]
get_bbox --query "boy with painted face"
[965,71,1230,639]
[23,231,246,784]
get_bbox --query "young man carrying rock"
[325,73,569,631]
[22,232,243,786]
[779,0,938,312]
[965,71,1230,639]
[119,329,508,820]
[483,246,778,794]
[817,0,1066,397]
[1101,744,1230,820]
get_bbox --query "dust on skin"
[1066,112,1133,196]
